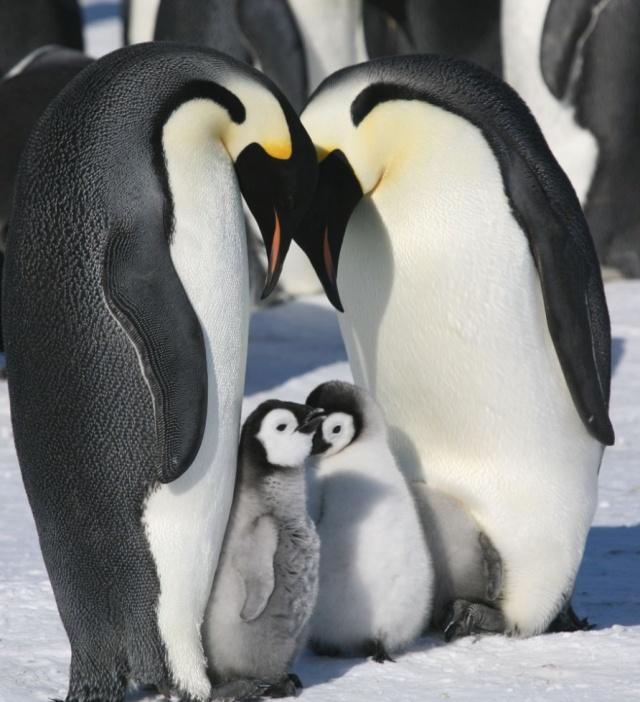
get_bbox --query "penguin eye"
[332,425,342,434]
[276,423,287,432]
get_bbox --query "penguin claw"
[365,638,395,664]
[262,674,303,698]
[443,600,506,642]
[547,602,594,633]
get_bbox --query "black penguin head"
[241,400,326,472]
[221,73,318,298]
[306,381,365,457]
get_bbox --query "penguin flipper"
[504,139,614,446]
[236,0,308,112]
[105,221,208,484]
[540,0,596,99]
[234,515,278,621]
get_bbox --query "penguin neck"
[259,468,308,522]
[161,97,250,480]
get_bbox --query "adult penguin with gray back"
[4,43,316,702]
[296,54,613,639]
[204,400,323,700]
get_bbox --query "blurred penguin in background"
[502,0,640,276]
[0,0,83,76]
[362,0,501,74]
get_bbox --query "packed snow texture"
[0,283,638,702]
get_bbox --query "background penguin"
[363,0,502,74]
[538,0,640,277]
[0,0,83,76]
[4,43,316,702]
[502,0,640,277]
[296,54,613,639]
[204,400,323,700]
[306,381,433,660]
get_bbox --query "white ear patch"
[257,409,313,468]
[321,412,356,456]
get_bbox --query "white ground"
[0,282,638,702]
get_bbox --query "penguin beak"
[294,149,363,312]
[296,408,326,434]
[234,117,318,300]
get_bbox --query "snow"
[0,281,638,702]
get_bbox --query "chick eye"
[332,425,342,434]
[277,423,287,432]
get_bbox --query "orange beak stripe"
[269,209,281,276]
[323,225,335,284]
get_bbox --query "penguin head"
[295,59,446,309]
[216,72,318,297]
[306,381,368,457]
[241,400,326,471]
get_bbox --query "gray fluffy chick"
[203,400,324,700]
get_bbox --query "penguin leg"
[547,599,593,633]
[478,532,503,602]
[443,600,506,642]
[209,678,271,701]
[364,638,395,664]
[63,641,128,702]
[262,673,303,698]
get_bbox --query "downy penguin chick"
[306,381,433,662]
[204,400,324,700]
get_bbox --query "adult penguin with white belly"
[296,55,614,639]
[4,43,316,702]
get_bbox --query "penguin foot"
[443,600,506,642]
[262,673,303,698]
[547,602,594,633]
[478,532,503,601]
[209,678,270,701]
[364,639,395,664]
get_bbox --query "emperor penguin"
[295,55,614,639]
[204,400,323,700]
[4,43,316,702]
[0,0,83,76]
[306,381,433,661]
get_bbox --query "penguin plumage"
[306,381,433,660]
[5,43,316,702]
[203,400,323,700]
[0,46,91,365]
[296,55,612,638]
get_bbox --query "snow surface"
[0,282,638,702]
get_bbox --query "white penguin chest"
[141,102,249,698]
[336,112,598,506]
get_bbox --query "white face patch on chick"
[320,412,356,457]
[257,408,315,468]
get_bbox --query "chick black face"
[306,381,365,457]
[241,400,326,470]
